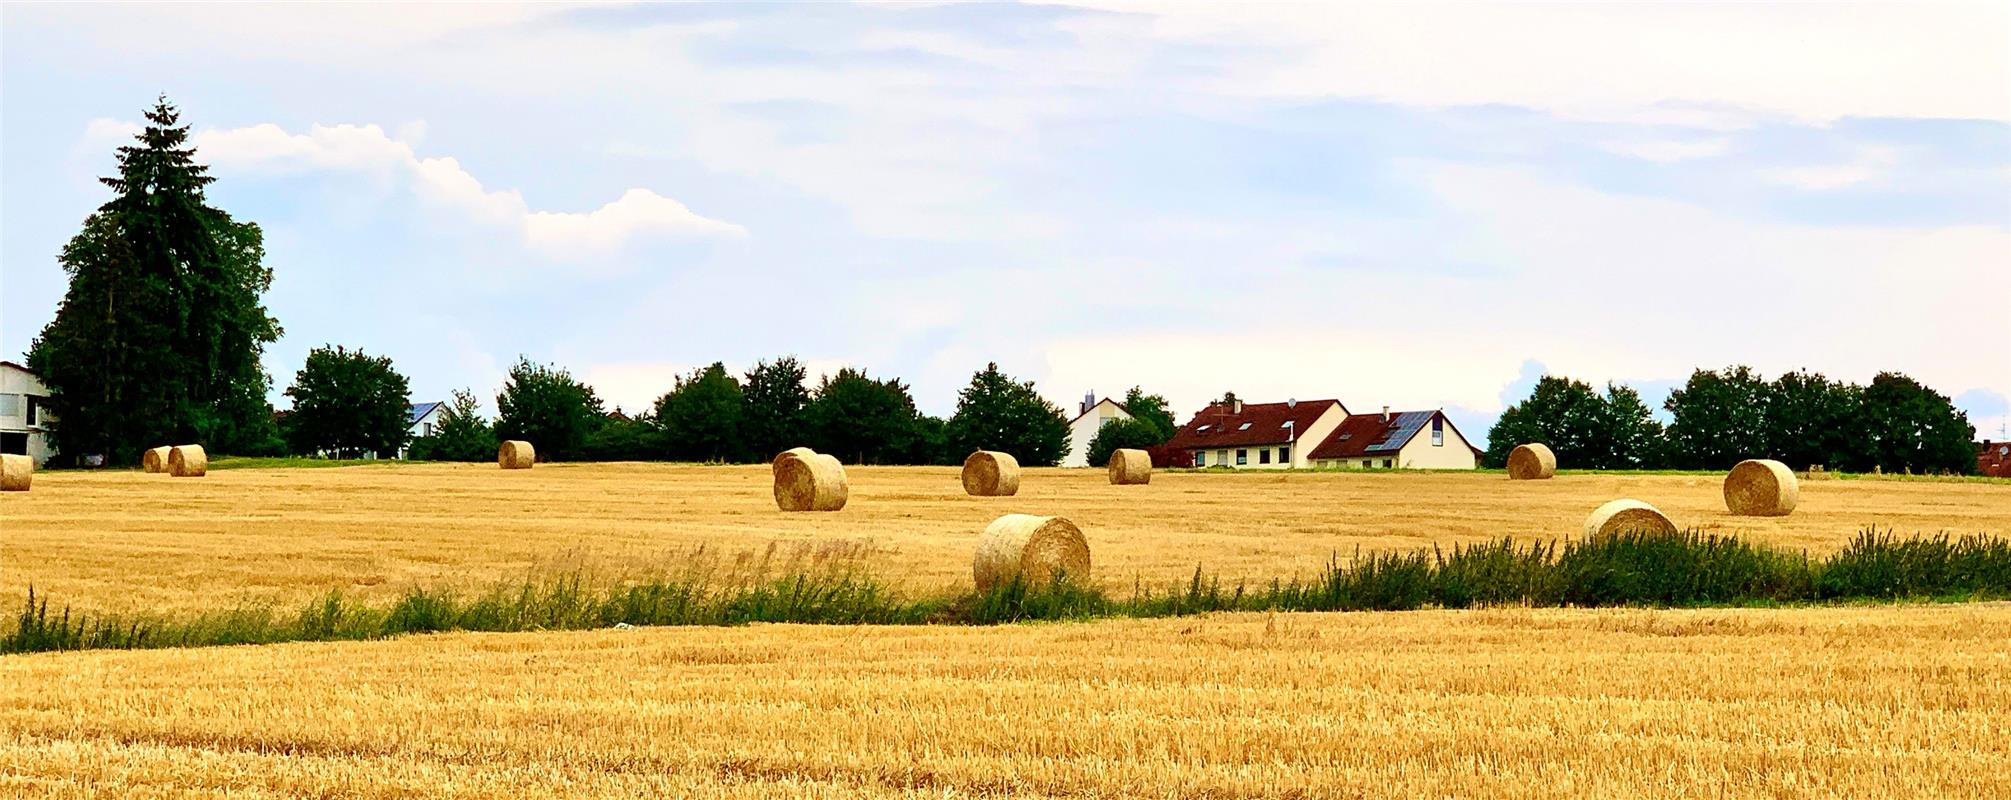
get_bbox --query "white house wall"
[1396,417,1479,469]
[0,364,56,466]
[1062,399,1131,467]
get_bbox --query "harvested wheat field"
[2,463,2007,614]
[3,605,2007,799]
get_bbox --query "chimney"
[1382,405,1390,424]
[1081,391,1095,416]
[1287,398,1296,409]
[1232,398,1243,414]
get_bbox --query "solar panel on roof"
[1365,411,1432,452]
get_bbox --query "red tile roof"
[1308,410,1453,460]
[1166,399,1344,449]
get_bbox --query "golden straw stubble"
[1725,459,1799,516]
[960,450,1021,497]
[973,513,1090,592]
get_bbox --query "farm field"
[3,605,2007,798]
[3,462,2008,615]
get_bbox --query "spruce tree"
[27,97,280,463]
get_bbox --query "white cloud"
[1056,2,2011,124]
[1600,137,1732,163]
[1761,145,1902,191]
[94,121,746,257]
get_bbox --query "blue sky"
[4,2,2008,443]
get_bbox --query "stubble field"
[3,605,2008,798]
[3,462,2008,614]
[4,464,2010,797]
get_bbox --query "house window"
[1277,446,1289,464]
[0,394,19,419]
[24,396,40,426]
[1237,422,1252,431]
[423,422,435,437]
[1259,449,1271,464]
[1432,416,1444,446]
[1383,458,1393,468]
[1362,459,1371,469]
[1195,451,1205,467]
[1236,449,1248,465]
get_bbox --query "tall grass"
[7,529,2008,655]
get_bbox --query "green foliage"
[804,368,920,464]
[1483,376,1645,468]
[944,362,1070,467]
[495,357,606,461]
[26,97,280,463]
[406,389,498,462]
[1861,372,1975,474]
[1120,386,1178,441]
[1665,366,1771,469]
[740,357,810,461]
[582,411,658,462]
[1764,370,1868,472]
[653,363,747,462]
[281,346,412,458]
[1085,417,1166,469]
[906,414,958,466]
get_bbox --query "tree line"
[1484,367,1978,474]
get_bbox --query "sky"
[3,1,2008,444]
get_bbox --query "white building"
[1061,392,1133,467]
[401,401,447,458]
[1166,398,1349,470]
[1,361,56,466]
[1306,407,1481,470]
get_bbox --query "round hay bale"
[973,514,1091,593]
[961,450,1021,497]
[1584,499,1675,539]
[142,446,171,474]
[774,451,848,512]
[498,440,535,470]
[1107,448,1151,485]
[1724,459,1798,516]
[1507,443,1556,480]
[168,444,207,478]
[772,447,817,469]
[0,454,32,492]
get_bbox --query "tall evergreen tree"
[944,363,1070,467]
[27,97,281,463]
[741,357,810,460]
[1664,366,1770,469]
[654,362,747,462]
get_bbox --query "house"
[1062,392,1134,467]
[400,401,446,459]
[0,361,56,466]
[1306,407,1479,470]
[1980,440,2011,478]
[1165,398,1348,469]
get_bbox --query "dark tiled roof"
[1166,399,1343,449]
[1308,410,1441,460]
[408,401,445,426]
